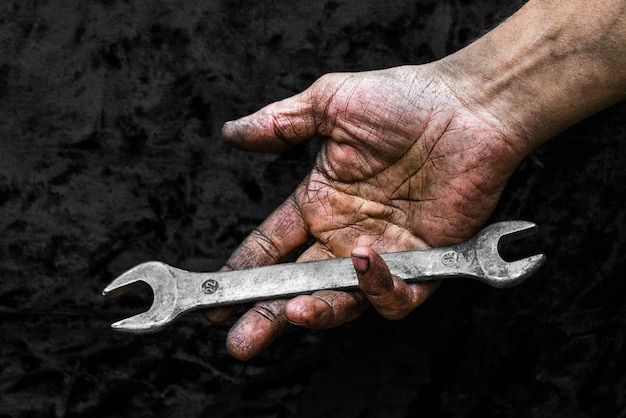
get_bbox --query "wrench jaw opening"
[475,221,546,288]
[102,262,178,334]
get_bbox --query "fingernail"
[222,120,234,134]
[222,120,248,144]
[352,254,370,275]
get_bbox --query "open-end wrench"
[103,220,545,334]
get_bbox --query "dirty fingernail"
[222,120,234,133]
[351,253,370,275]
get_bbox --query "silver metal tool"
[103,220,545,333]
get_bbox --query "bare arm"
[441,0,626,146]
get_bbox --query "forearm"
[438,0,626,148]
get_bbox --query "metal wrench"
[103,220,545,333]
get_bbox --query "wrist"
[435,0,626,148]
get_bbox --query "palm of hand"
[295,66,520,258]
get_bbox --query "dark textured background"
[1,1,625,417]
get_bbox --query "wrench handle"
[172,243,477,314]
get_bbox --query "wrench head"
[474,221,546,288]
[102,262,177,333]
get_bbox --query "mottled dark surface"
[1,1,625,417]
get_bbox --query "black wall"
[1,1,625,416]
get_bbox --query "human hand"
[207,63,534,360]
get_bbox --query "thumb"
[222,89,318,153]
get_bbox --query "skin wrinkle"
[299,241,335,261]
[252,305,279,322]
[274,102,316,145]
[327,75,427,165]
[290,290,367,327]
[407,74,436,120]
[221,192,312,277]
[303,166,333,204]
[318,222,365,248]
[304,135,446,243]
[271,115,299,148]
[228,333,251,352]
[359,109,386,145]
[337,132,418,184]
[427,61,531,152]
[396,78,432,131]
[286,194,310,243]
[307,174,405,226]
[439,66,533,148]
[348,146,378,180]
[417,128,513,214]
[333,116,399,150]
[381,128,446,200]
[326,142,366,182]
[327,126,399,182]
[415,119,450,169]
[319,214,420,256]
[303,183,337,222]
[357,252,426,321]
[388,157,428,202]
[441,174,489,221]
[372,224,418,250]
[311,294,335,321]
[342,77,366,122]
[357,81,399,138]
[285,193,304,220]
[316,75,350,134]
[248,228,283,263]
[463,164,503,199]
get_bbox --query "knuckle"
[251,305,279,323]
[270,112,300,146]
[236,228,282,267]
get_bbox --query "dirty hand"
[204,63,533,360]
[204,0,626,360]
